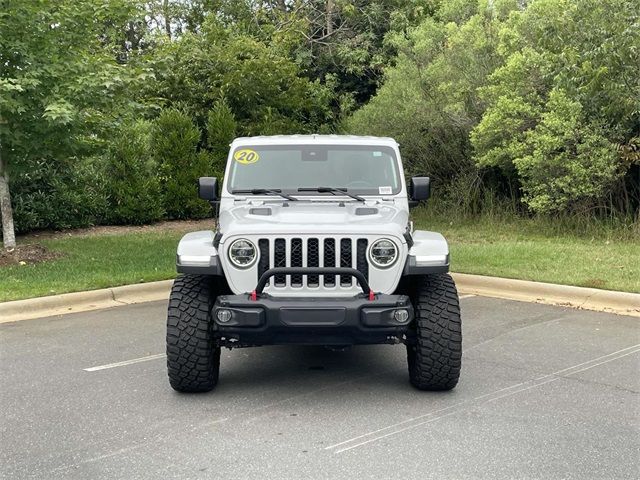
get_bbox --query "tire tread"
[166,274,220,392]
[407,273,462,391]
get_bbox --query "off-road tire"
[166,274,220,393]
[406,273,462,391]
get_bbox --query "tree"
[207,98,237,178]
[149,16,335,135]
[104,120,165,224]
[346,0,517,211]
[0,141,15,250]
[192,1,433,114]
[145,0,207,38]
[151,109,211,219]
[0,0,148,249]
[472,0,640,214]
[348,0,638,215]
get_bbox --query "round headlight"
[369,238,398,268]
[228,239,257,268]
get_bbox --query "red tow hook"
[250,290,258,301]
[368,290,375,301]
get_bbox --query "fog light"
[216,309,233,323]
[394,309,410,323]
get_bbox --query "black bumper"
[212,292,414,346]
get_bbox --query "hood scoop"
[355,207,379,216]
[249,207,272,216]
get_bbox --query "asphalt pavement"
[1,296,638,479]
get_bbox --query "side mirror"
[198,177,218,202]
[410,177,430,206]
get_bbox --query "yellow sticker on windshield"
[234,149,260,165]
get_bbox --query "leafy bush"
[104,120,165,225]
[471,0,639,214]
[151,109,211,219]
[513,90,620,213]
[11,157,109,233]
[206,99,236,179]
[345,2,514,210]
[1,0,151,237]
[150,22,336,136]
[347,0,638,216]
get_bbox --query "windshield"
[226,145,401,196]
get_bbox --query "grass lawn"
[1,215,638,302]
[1,232,183,302]
[414,212,639,294]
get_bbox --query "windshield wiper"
[298,187,365,202]
[232,188,298,201]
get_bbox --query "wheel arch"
[176,230,224,276]
[402,230,450,276]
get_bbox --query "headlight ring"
[228,238,257,268]
[368,238,398,268]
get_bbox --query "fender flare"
[176,231,224,275]
[402,230,450,275]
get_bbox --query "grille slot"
[307,239,319,287]
[323,239,336,286]
[290,238,303,286]
[357,239,368,284]
[340,239,352,286]
[258,239,270,285]
[274,238,286,286]
[257,236,370,290]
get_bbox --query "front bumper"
[212,292,414,346]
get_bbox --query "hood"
[218,201,409,238]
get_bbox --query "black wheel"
[166,274,220,392]
[406,273,462,391]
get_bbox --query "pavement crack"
[109,288,128,305]
[577,290,598,310]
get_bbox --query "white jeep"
[167,135,461,392]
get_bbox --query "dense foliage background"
[1,0,638,236]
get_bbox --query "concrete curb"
[0,280,173,323]
[1,274,638,323]
[452,273,640,318]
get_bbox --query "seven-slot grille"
[257,237,369,289]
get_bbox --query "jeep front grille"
[258,237,369,290]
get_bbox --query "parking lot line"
[548,343,640,377]
[560,348,640,377]
[334,411,461,454]
[325,401,468,450]
[84,353,166,372]
[328,343,640,454]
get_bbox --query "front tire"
[166,274,220,393]
[407,273,462,391]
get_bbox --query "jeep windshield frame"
[225,144,402,197]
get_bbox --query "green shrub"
[104,120,164,225]
[344,7,511,211]
[11,156,109,233]
[471,0,638,215]
[347,0,638,216]
[152,109,211,219]
[206,99,236,179]
[514,90,621,213]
